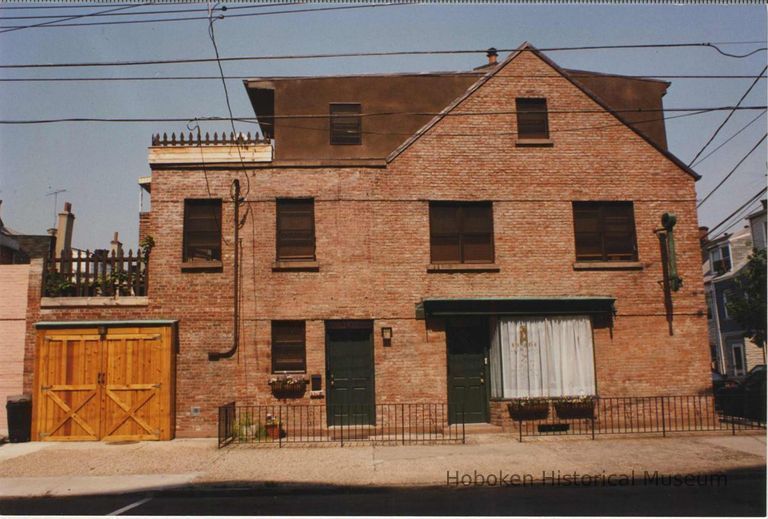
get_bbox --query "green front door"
[326,321,375,426]
[447,319,490,424]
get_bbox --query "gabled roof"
[386,42,700,180]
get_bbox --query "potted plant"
[264,414,284,440]
[507,398,550,421]
[268,375,308,398]
[553,396,596,419]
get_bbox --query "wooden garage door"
[33,326,175,441]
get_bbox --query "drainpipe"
[208,179,242,361]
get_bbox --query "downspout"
[208,179,242,361]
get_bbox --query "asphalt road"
[1,468,765,516]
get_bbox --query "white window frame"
[710,244,732,275]
[731,342,746,376]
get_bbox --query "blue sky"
[0,3,765,250]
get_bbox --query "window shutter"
[573,202,637,261]
[183,199,222,261]
[330,103,362,145]
[272,321,306,372]
[276,199,315,260]
[516,98,549,139]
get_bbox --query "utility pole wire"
[705,187,768,239]
[0,3,299,19]
[687,65,767,166]
[0,2,151,35]
[0,42,764,68]
[691,109,767,168]
[697,133,767,208]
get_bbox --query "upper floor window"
[330,103,362,145]
[276,198,315,261]
[516,98,549,139]
[183,199,222,262]
[429,202,494,264]
[710,244,732,275]
[573,201,638,261]
[272,320,306,373]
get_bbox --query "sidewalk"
[0,432,764,497]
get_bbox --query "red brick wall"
[1,264,30,434]
[23,50,711,438]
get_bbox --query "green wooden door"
[447,319,490,424]
[326,322,375,426]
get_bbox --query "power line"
[0,2,194,9]
[1,74,765,83]
[0,42,765,68]
[705,187,768,239]
[0,2,412,30]
[709,198,764,240]
[0,2,150,35]
[697,133,767,208]
[691,109,767,168]
[687,64,767,166]
[0,3,300,19]
[0,106,765,125]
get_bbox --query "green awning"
[416,297,615,319]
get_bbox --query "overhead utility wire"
[0,2,150,34]
[0,107,765,126]
[697,133,767,208]
[705,187,768,238]
[691,109,767,167]
[709,199,765,241]
[0,3,300,19]
[687,64,767,166]
[0,2,411,30]
[0,42,764,68]
[0,2,196,9]
[1,74,765,83]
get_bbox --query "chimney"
[55,202,75,257]
[110,231,124,256]
[486,47,498,66]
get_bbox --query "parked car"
[715,364,766,423]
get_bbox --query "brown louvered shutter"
[183,199,222,261]
[272,321,306,372]
[276,199,315,261]
[430,202,494,264]
[573,202,637,261]
[330,103,362,145]
[516,98,549,139]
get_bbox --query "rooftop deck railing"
[151,131,269,146]
[42,249,148,297]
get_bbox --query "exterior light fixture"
[381,327,393,342]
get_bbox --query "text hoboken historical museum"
[446,470,727,487]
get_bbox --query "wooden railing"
[42,249,149,297]
[151,131,268,146]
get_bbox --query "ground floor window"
[489,315,596,398]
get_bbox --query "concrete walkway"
[0,432,764,497]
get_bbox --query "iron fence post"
[661,397,666,437]
[279,406,283,448]
[401,404,405,445]
[462,407,465,444]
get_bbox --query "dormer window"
[710,244,731,275]
[330,103,362,145]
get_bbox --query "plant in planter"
[268,374,308,398]
[44,271,75,297]
[507,398,550,421]
[553,396,596,419]
[264,414,285,440]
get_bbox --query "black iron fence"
[507,395,765,441]
[217,403,465,448]
[42,248,149,297]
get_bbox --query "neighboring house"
[23,43,711,441]
[0,201,53,264]
[747,200,767,251]
[703,213,766,379]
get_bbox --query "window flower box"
[507,398,550,421]
[268,375,308,398]
[553,396,596,420]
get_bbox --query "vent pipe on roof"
[486,48,498,66]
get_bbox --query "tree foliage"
[726,248,767,348]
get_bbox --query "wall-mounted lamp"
[382,326,393,347]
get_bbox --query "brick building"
[24,43,711,439]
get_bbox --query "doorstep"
[456,423,504,434]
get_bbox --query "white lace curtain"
[489,316,596,398]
